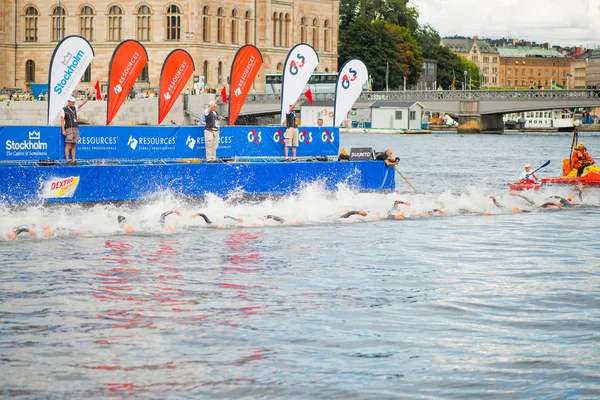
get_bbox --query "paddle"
[525,160,551,179]
[393,166,417,193]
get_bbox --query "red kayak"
[508,182,542,191]
[542,171,600,186]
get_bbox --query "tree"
[339,19,423,90]
[340,0,419,32]
[414,24,441,59]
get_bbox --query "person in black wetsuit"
[375,149,400,166]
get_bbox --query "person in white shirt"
[517,163,539,184]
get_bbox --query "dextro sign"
[53,50,86,95]
[40,176,80,198]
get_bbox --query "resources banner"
[334,59,368,127]
[1,126,339,162]
[107,40,149,125]
[0,126,61,161]
[280,44,319,124]
[47,35,95,125]
[228,45,263,126]
[159,49,195,125]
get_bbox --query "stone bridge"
[241,90,600,133]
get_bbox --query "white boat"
[504,110,574,130]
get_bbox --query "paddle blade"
[539,160,551,168]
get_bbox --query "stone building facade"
[440,36,499,87]
[496,47,572,89]
[0,0,339,94]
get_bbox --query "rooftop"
[441,38,498,54]
[496,46,566,58]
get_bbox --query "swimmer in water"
[7,226,37,240]
[160,210,182,232]
[264,215,285,223]
[339,210,368,218]
[190,213,213,224]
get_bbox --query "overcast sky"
[411,0,599,48]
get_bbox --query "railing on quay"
[244,90,600,103]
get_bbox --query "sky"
[411,0,599,48]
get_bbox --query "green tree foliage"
[340,0,419,33]
[339,19,422,90]
[339,0,480,90]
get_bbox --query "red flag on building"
[304,88,313,105]
[94,80,102,100]
[228,45,263,125]
[221,86,228,104]
[158,49,195,125]
[106,40,148,125]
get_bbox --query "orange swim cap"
[512,207,521,213]
[165,226,175,232]
[394,214,405,220]
[359,211,367,217]
[7,232,16,240]
[124,225,135,233]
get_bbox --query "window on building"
[166,4,181,41]
[284,13,291,47]
[218,61,223,84]
[278,13,283,47]
[82,65,91,82]
[203,6,211,42]
[492,76,497,84]
[521,80,525,86]
[410,111,416,120]
[137,64,149,82]
[217,7,224,43]
[472,55,478,62]
[79,6,94,41]
[522,69,525,76]
[312,18,319,50]
[530,70,533,77]
[493,57,498,63]
[25,60,35,82]
[108,5,122,41]
[136,5,151,41]
[203,60,208,84]
[244,10,252,44]
[300,17,307,43]
[492,67,498,74]
[483,56,489,63]
[507,69,511,76]
[276,62,283,72]
[24,7,39,42]
[324,19,330,51]
[483,67,489,73]
[231,9,239,44]
[395,111,403,120]
[51,6,66,42]
[272,12,278,46]
[508,79,511,86]
[538,70,541,76]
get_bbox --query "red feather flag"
[94,80,102,100]
[304,88,313,105]
[221,86,228,104]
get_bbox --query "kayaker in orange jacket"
[572,142,595,176]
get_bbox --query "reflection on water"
[1,133,600,398]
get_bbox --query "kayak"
[542,171,600,186]
[508,182,542,191]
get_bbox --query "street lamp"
[464,70,467,91]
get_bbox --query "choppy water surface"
[1,133,600,399]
